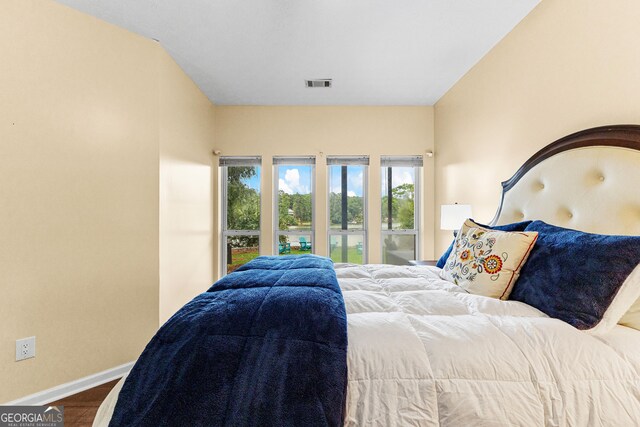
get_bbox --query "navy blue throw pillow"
[509,221,640,330]
[436,219,533,268]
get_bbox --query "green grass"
[286,248,311,256]
[227,246,363,273]
[230,250,260,265]
[330,247,363,264]
[227,250,260,274]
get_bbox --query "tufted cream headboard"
[491,125,640,236]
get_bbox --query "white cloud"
[392,169,414,188]
[279,178,293,194]
[331,169,364,196]
[330,187,358,197]
[348,171,363,195]
[279,168,309,194]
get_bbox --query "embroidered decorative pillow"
[510,221,640,333]
[440,219,538,300]
[436,219,533,268]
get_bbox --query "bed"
[95,125,640,426]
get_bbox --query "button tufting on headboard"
[584,170,608,187]
[491,125,640,236]
[556,207,573,221]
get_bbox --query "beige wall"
[434,0,640,253]
[159,52,216,323]
[10,0,638,403]
[214,106,435,271]
[0,0,215,402]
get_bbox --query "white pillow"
[619,276,640,331]
[440,219,538,300]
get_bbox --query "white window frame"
[380,156,423,262]
[273,156,316,254]
[326,156,369,264]
[220,156,262,274]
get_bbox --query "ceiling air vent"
[305,79,332,88]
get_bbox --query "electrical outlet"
[16,336,36,361]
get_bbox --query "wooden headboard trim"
[491,124,640,225]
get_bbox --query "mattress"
[94,264,640,426]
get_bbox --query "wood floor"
[48,379,119,427]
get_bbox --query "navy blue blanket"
[109,255,348,427]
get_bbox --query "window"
[273,156,315,255]
[381,156,423,265]
[327,156,368,264]
[220,156,261,274]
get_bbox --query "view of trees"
[278,191,312,243]
[226,167,415,246]
[329,193,364,227]
[381,183,415,229]
[225,163,417,270]
[226,166,260,246]
[278,191,312,228]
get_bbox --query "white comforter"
[95,264,640,426]
[339,264,640,426]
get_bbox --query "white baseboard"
[4,361,134,406]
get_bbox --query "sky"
[329,165,363,197]
[239,165,415,196]
[237,165,314,194]
[279,166,312,194]
[381,167,415,193]
[243,167,261,191]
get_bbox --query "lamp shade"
[440,204,472,231]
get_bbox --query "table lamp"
[440,203,472,236]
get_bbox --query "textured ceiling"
[55,0,539,105]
